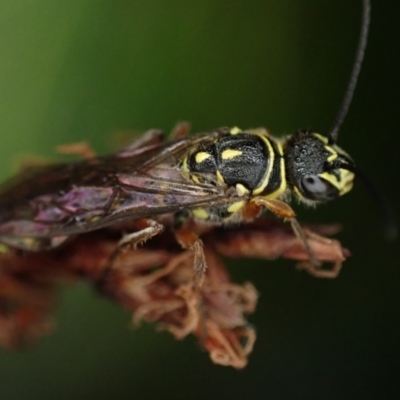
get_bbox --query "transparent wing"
[0,130,233,245]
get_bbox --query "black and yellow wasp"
[0,1,372,279]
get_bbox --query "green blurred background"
[0,1,399,399]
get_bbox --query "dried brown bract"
[0,250,66,349]
[208,219,349,278]
[0,218,348,368]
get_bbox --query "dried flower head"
[0,217,348,368]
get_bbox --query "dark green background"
[0,1,399,399]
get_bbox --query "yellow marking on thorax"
[190,174,201,184]
[181,156,189,172]
[195,151,211,164]
[88,216,101,223]
[192,208,209,220]
[230,127,242,135]
[216,170,225,183]
[20,237,38,248]
[252,134,274,195]
[255,141,287,199]
[227,200,246,214]
[221,149,243,160]
[252,135,278,195]
[0,243,9,253]
[268,153,287,199]
[236,183,249,196]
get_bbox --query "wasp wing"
[0,130,234,248]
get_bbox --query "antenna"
[329,161,397,240]
[328,0,371,144]
[355,167,398,241]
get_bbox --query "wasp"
[0,0,371,281]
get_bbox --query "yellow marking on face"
[324,142,338,158]
[312,133,328,144]
[230,127,242,135]
[236,183,249,196]
[216,170,225,183]
[319,169,355,196]
[320,172,338,188]
[195,151,211,164]
[340,181,354,195]
[227,201,246,214]
[192,208,209,220]
[293,186,304,199]
[311,133,355,195]
[221,149,243,160]
[312,133,338,158]
[327,153,338,162]
[338,169,355,195]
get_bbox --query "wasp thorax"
[284,130,355,202]
[186,133,269,191]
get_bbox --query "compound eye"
[300,175,339,201]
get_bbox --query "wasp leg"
[296,260,342,279]
[295,226,343,278]
[301,227,335,244]
[174,227,207,286]
[104,219,164,274]
[170,121,191,139]
[117,219,164,250]
[130,250,202,339]
[56,142,97,159]
[249,198,321,269]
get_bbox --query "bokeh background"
[0,1,399,399]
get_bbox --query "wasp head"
[284,129,355,203]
